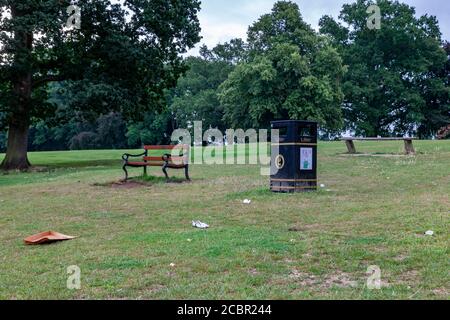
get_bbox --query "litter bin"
[270,120,318,193]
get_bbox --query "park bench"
[122,145,190,181]
[341,137,416,155]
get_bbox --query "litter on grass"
[425,230,434,236]
[320,184,326,188]
[24,231,76,245]
[192,221,209,229]
[243,199,252,204]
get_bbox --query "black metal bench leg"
[185,165,190,181]
[162,163,170,180]
[122,164,129,181]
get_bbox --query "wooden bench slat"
[143,156,186,162]
[127,161,164,167]
[144,145,190,150]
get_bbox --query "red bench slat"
[143,156,185,162]
[127,161,164,167]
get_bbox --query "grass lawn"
[0,141,449,299]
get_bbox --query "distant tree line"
[1,0,449,157]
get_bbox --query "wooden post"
[345,140,356,154]
[404,139,416,155]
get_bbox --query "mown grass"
[0,140,449,300]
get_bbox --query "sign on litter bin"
[300,148,313,170]
[270,120,318,193]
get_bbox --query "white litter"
[320,184,325,188]
[243,199,252,204]
[425,230,434,236]
[170,263,176,267]
[187,238,192,242]
[192,220,209,229]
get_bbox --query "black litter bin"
[270,120,318,193]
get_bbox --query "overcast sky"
[188,0,450,55]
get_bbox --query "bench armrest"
[122,152,146,162]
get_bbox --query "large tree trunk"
[1,68,33,171]
[1,118,31,170]
[1,14,33,171]
[1,78,32,170]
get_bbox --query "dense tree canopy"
[168,41,245,132]
[0,0,201,169]
[219,1,346,131]
[320,0,449,137]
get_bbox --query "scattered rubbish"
[24,231,76,245]
[187,238,192,242]
[192,220,209,229]
[425,230,434,236]
[170,263,176,267]
[320,184,325,188]
[243,199,252,204]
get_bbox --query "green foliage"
[199,38,247,64]
[320,0,449,136]
[165,39,245,133]
[168,53,236,131]
[0,0,201,167]
[219,1,345,131]
[126,111,173,146]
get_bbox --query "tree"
[319,0,448,136]
[219,1,345,131]
[126,110,173,147]
[168,40,244,132]
[0,0,201,170]
[416,41,450,137]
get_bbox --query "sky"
[187,0,450,55]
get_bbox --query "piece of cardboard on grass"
[24,231,76,245]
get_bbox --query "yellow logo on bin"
[275,154,285,170]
